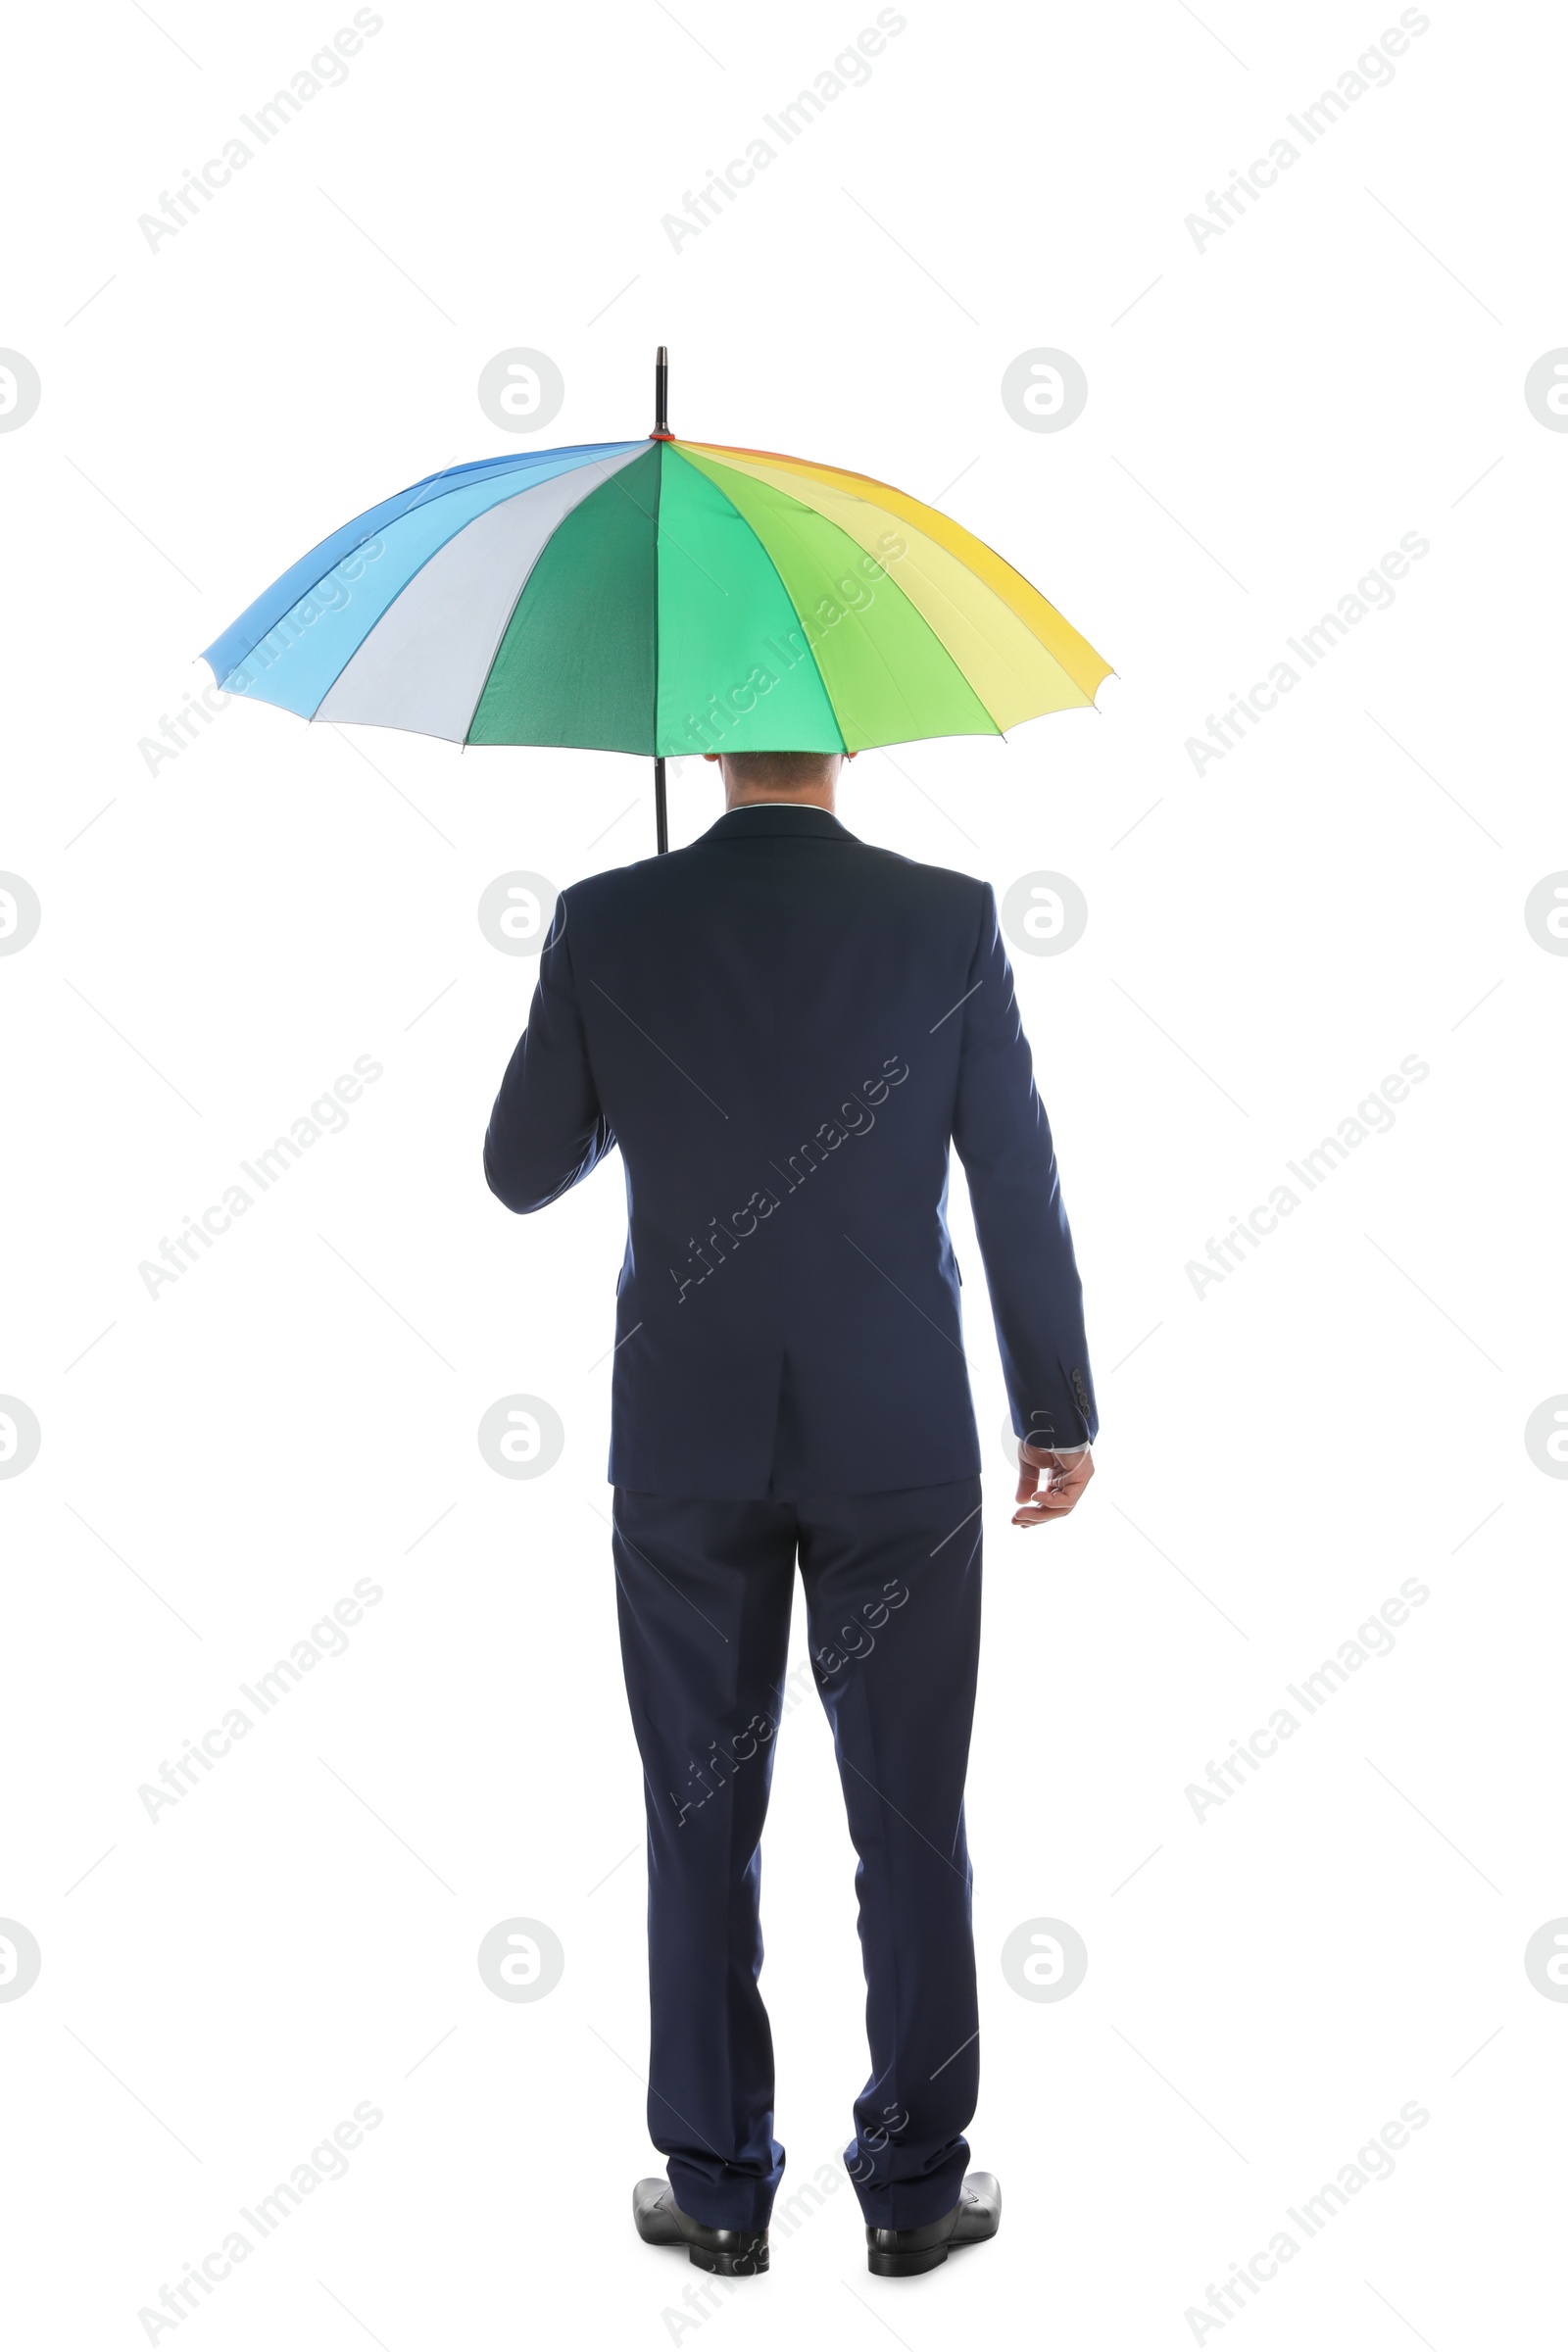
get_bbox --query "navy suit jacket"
[484,803,1098,1498]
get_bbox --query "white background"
[3,0,1565,2344]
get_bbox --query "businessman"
[483,749,1097,2280]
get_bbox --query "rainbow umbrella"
[202,351,1110,851]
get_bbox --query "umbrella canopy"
[202,432,1110,764]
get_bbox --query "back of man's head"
[708,749,846,807]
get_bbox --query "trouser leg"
[796,1477,984,2230]
[612,1488,797,2230]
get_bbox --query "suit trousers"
[611,1477,984,2232]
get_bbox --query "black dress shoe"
[633,2178,769,2276]
[866,2171,1001,2278]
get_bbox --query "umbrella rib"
[687,447,1001,749]
[603,454,731,601]
[458,444,669,750]
[691,440,1107,692]
[657,447,847,757]
[696,449,1082,721]
[215,446,643,682]
[446,448,654,746]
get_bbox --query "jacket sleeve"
[483,902,616,1213]
[950,884,1098,1450]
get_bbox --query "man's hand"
[1012,1443,1095,1529]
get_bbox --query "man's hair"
[721,750,839,790]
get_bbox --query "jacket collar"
[698,803,858,845]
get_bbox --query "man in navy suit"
[484,749,1097,2279]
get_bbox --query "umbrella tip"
[653,345,669,440]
